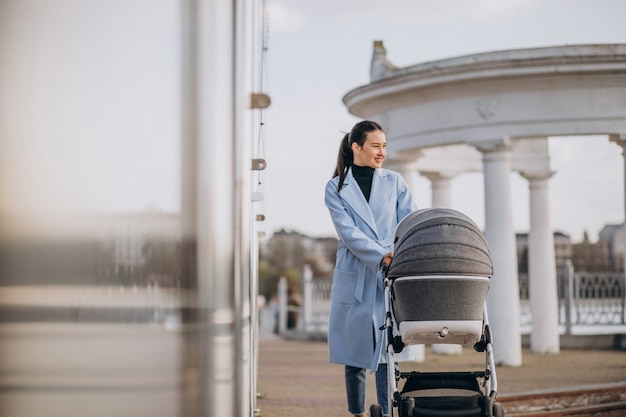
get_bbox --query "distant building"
[97,212,177,274]
[0,210,180,286]
[554,232,573,271]
[571,230,612,272]
[307,236,339,276]
[516,233,529,273]
[267,224,623,282]
[516,231,572,274]
[98,211,180,285]
[598,224,625,272]
[262,229,337,277]
[515,225,626,274]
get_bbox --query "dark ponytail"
[332,120,384,191]
[333,133,353,191]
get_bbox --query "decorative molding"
[477,97,500,120]
[420,171,459,181]
[370,40,398,82]
[519,170,556,181]
[474,137,513,153]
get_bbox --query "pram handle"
[380,262,389,277]
[380,252,393,278]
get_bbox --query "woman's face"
[352,129,387,168]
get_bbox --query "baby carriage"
[371,208,505,417]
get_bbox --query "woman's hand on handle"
[380,252,393,276]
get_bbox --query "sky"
[1,0,625,243]
[0,0,180,222]
[259,0,626,242]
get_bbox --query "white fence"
[277,264,626,337]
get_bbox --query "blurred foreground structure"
[0,1,267,416]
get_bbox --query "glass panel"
[0,2,183,416]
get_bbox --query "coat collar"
[340,168,394,238]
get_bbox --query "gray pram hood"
[387,208,493,279]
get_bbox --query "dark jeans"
[344,363,389,415]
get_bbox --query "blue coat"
[325,167,416,369]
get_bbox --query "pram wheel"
[493,402,505,417]
[369,403,383,417]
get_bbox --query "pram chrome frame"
[379,274,501,417]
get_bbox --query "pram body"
[372,208,505,417]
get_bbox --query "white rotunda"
[344,42,626,366]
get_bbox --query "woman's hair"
[332,120,384,191]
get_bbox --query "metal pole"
[180,1,202,416]
[278,277,288,334]
[302,264,313,332]
[564,259,573,335]
[197,0,241,411]
[620,137,626,323]
[181,1,255,415]
[249,0,266,414]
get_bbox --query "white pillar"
[422,171,462,355]
[477,138,522,367]
[302,264,313,332]
[521,171,560,354]
[385,151,422,201]
[385,154,426,361]
[610,134,626,274]
[422,172,453,209]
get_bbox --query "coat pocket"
[331,268,358,305]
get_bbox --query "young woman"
[325,120,417,417]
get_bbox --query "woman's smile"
[352,130,387,169]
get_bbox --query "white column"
[385,154,425,361]
[477,138,522,367]
[521,171,560,354]
[610,134,626,274]
[422,172,453,209]
[392,163,420,205]
[422,171,463,355]
[385,151,422,201]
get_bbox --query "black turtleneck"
[352,164,375,202]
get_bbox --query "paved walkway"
[255,333,626,417]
